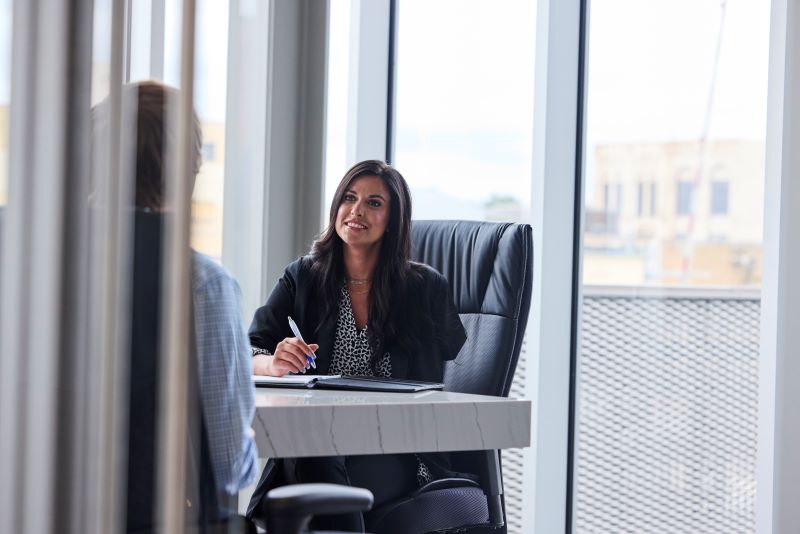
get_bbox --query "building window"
[650,182,657,216]
[676,180,693,215]
[201,142,215,162]
[711,181,729,215]
[637,182,644,216]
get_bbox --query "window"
[711,180,729,215]
[393,0,536,223]
[323,0,351,210]
[637,182,644,216]
[201,143,215,162]
[392,3,537,532]
[164,0,229,262]
[0,0,9,207]
[676,180,693,215]
[576,1,768,532]
[125,0,231,261]
[650,182,657,216]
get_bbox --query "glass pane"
[392,3,537,533]
[0,0,11,207]
[160,0,229,261]
[393,0,536,222]
[574,1,769,532]
[323,0,351,212]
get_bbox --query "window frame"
[755,1,800,531]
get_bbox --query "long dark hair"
[310,160,416,366]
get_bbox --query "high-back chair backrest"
[410,220,533,397]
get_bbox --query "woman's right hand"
[253,337,319,376]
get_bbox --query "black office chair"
[363,220,533,534]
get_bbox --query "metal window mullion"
[21,2,71,533]
[246,0,328,294]
[0,0,39,531]
[156,0,196,531]
[527,0,585,533]
[56,1,97,533]
[756,1,800,532]
[346,0,390,163]
[86,0,136,532]
[0,0,92,533]
[293,0,328,260]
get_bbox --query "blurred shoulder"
[192,251,237,291]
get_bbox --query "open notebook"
[252,374,444,393]
[252,374,341,388]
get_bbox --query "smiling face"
[335,174,391,251]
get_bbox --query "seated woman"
[247,160,471,532]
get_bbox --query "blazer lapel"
[389,343,410,379]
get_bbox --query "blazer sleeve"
[430,271,467,362]
[248,259,302,353]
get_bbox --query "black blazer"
[249,256,467,383]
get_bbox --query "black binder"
[312,376,444,393]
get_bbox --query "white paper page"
[251,374,342,386]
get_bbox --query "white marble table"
[253,387,531,458]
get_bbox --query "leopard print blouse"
[329,285,432,487]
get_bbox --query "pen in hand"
[288,316,317,370]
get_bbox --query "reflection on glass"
[393,0,536,222]
[161,0,229,261]
[1,0,11,206]
[324,0,351,213]
[91,0,112,106]
[574,1,768,532]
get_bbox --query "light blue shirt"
[192,252,258,496]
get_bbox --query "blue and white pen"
[288,316,317,370]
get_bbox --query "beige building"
[191,119,226,261]
[584,140,765,286]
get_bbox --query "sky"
[0,0,772,204]
[0,0,770,134]
[387,0,769,210]
[586,0,770,143]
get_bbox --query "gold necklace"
[346,278,372,286]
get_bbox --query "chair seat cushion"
[365,481,490,534]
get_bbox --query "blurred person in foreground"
[92,81,257,531]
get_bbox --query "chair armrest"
[267,483,374,516]
[265,483,374,534]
